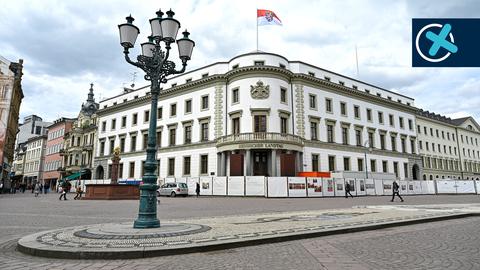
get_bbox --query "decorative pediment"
[250,80,269,99]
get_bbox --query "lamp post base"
[133,218,160,229]
[134,183,160,229]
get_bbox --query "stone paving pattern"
[1,193,480,269]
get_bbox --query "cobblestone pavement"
[1,193,479,269]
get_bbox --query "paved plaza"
[1,193,480,269]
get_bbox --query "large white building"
[417,110,480,181]
[93,52,422,181]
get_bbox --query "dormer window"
[339,81,345,86]
[232,64,239,69]
[279,63,286,69]
[308,71,315,77]
[254,61,265,66]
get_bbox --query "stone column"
[220,152,226,176]
[271,150,277,177]
[245,150,251,176]
[110,155,120,184]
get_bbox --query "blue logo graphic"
[425,24,458,56]
[412,19,480,67]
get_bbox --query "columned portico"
[216,132,304,177]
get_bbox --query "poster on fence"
[228,176,245,196]
[322,178,335,196]
[246,176,265,196]
[413,181,423,194]
[355,179,366,196]
[213,177,227,196]
[383,180,393,195]
[267,177,288,197]
[399,180,408,194]
[307,177,323,197]
[365,179,376,195]
[288,177,307,197]
[200,177,212,195]
[334,178,345,197]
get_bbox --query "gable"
[459,117,480,132]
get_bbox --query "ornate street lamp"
[118,9,195,228]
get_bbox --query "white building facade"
[417,110,480,181]
[23,135,46,186]
[93,52,422,181]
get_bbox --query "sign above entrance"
[239,143,284,149]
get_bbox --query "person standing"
[391,180,404,202]
[345,182,354,198]
[34,183,40,197]
[195,182,200,198]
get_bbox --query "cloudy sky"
[1,0,479,123]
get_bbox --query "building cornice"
[97,66,419,117]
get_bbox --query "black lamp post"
[118,9,195,229]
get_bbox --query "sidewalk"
[18,204,479,259]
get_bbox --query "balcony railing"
[216,132,304,146]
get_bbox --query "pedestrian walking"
[74,186,83,200]
[34,183,40,197]
[195,182,200,197]
[59,183,67,200]
[345,182,354,198]
[391,180,404,202]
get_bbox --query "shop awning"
[64,171,82,181]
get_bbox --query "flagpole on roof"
[256,8,259,51]
[355,44,359,78]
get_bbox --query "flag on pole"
[257,9,282,26]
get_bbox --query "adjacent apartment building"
[0,55,24,189]
[63,84,99,180]
[93,52,421,181]
[42,118,75,188]
[417,110,480,181]
[22,135,47,186]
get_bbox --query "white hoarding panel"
[200,177,212,196]
[322,178,335,197]
[176,177,187,183]
[307,178,323,197]
[355,179,366,196]
[374,180,384,196]
[476,181,480,194]
[246,176,265,196]
[413,181,422,194]
[436,180,457,193]
[228,176,245,196]
[212,177,227,196]
[456,180,476,194]
[187,177,199,195]
[334,178,345,197]
[426,181,436,194]
[365,179,376,195]
[288,177,307,197]
[267,177,288,197]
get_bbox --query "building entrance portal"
[253,151,268,176]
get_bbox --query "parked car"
[157,182,188,197]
